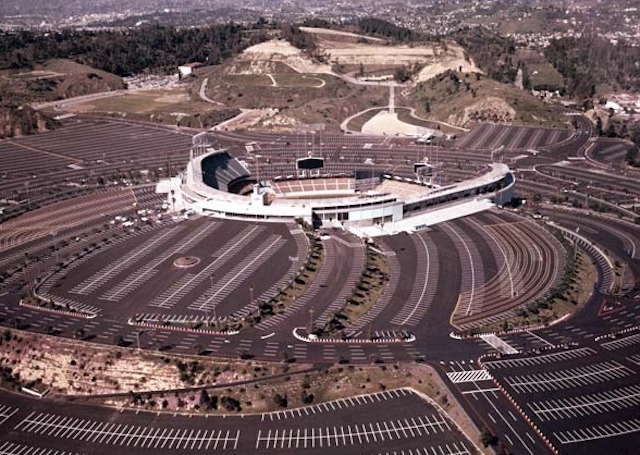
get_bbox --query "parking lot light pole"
[288,256,298,301]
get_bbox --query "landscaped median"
[127,315,238,336]
[293,327,415,344]
[20,296,97,319]
[245,226,322,327]
[309,240,394,340]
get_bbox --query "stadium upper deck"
[157,135,515,235]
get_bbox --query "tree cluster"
[545,35,640,99]
[356,17,420,42]
[0,23,268,76]
[450,27,517,83]
[281,24,316,52]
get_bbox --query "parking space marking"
[528,384,640,421]
[505,361,634,394]
[14,413,239,450]
[366,441,473,455]
[101,222,219,301]
[627,353,640,366]
[71,227,180,295]
[484,347,597,370]
[260,389,408,422]
[262,341,280,357]
[0,406,19,428]
[0,441,84,455]
[461,388,500,395]
[255,413,451,449]
[150,225,264,310]
[554,418,640,444]
[190,234,286,312]
[601,332,640,351]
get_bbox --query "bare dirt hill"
[230,37,481,83]
[230,40,332,74]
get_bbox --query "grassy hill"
[2,59,125,103]
[204,63,388,131]
[0,58,126,137]
[408,70,568,129]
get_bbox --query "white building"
[178,62,202,77]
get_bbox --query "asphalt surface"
[0,388,479,455]
[0,116,639,454]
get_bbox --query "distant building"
[605,100,624,113]
[178,62,202,77]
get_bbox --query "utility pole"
[307,308,314,333]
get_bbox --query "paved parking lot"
[1,115,639,455]
[0,441,83,455]
[485,346,640,455]
[255,414,452,450]
[503,360,634,394]
[42,218,299,322]
[16,412,240,451]
[0,388,480,455]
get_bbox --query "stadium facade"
[157,134,515,237]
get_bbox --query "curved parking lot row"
[484,347,597,370]
[504,361,635,394]
[454,216,563,330]
[454,123,570,151]
[315,239,365,326]
[554,418,640,445]
[255,234,364,332]
[390,232,439,328]
[0,189,142,254]
[442,222,484,326]
[346,244,401,332]
[527,384,640,422]
[260,389,410,422]
[601,332,640,351]
[14,412,240,451]
[255,413,451,450]
[0,441,84,455]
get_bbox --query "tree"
[273,393,288,408]
[481,428,498,447]
[595,117,603,136]
[393,65,411,83]
[301,390,314,404]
